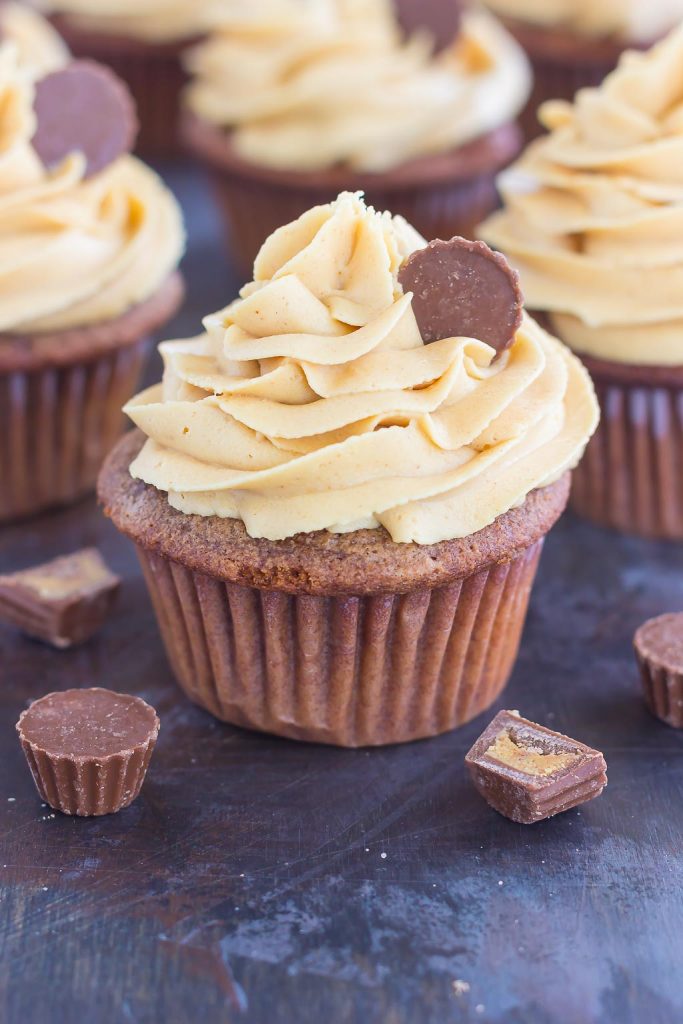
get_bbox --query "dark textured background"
[1,163,682,1024]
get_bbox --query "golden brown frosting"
[2,2,68,77]
[184,2,531,172]
[34,0,229,44]
[484,0,683,43]
[125,192,598,544]
[481,26,683,367]
[0,44,184,334]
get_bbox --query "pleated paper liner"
[49,17,193,157]
[182,113,522,275]
[19,728,158,816]
[0,272,184,524]
[569,354,683,540]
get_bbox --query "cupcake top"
[483,0,683,44]
[1,3,69,77]
[480,26,683,367]
[183,0,531,173]
[0,45,184,335]
[125,192,597,545]
[33,0,230,44]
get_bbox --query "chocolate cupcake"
[99,192,598,747]
[481,27,683,539]
[181,1,531,272]
[0,50,185,523]
[483,0,683,139]
[32,0,227,155]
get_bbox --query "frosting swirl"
[480,26,683,366]
[0,44,184,334]
[183,2,531,173]
[1,3,69,77]
[33,0,230,44]
[484,0,683,43]
[125,192,598,544]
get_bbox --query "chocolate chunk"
[0,548,120,649]
[32,60,138,178]
[398,237,524,354]
[465,710,607,824]
[634,613,683,728]
[17,688,160,816]
[394,0,462,54]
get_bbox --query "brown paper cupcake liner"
[19,734,157,816]
[570,371,683,540]
[136,540,543,747]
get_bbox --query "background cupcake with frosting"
[182,0,531,271]
[100,191,597,747]
[0,44,184,523]
[481,26,683,539]
[31,0,230,154]
[483,0,683,138]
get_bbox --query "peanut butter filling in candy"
[465,709,607,824]
[0,548,120,648]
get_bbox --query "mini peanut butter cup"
[17,688,160,816]
[393,0,463,54]
[465,710,607,824]
[634,613,683,728]
[398,237,523,355]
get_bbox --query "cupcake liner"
[136,539,544,747]
[570,374,683,539]
[0,340,148,523]
[19,732,157,816]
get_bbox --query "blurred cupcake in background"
[0,46,185,523]
[483,0,683,138]
[100,191,597,747]
[481,26,683,539]
[31,0,230,154]
[182,0,531,271]
[1,2,69,76]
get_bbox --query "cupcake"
[481,27,683,539]
[1,2,69,77]
[99,192,598,747]
[31,0,229,155]
[181,0,531,272]
[0,47,185,523]
[483,0,683,139]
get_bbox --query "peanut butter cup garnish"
[634,613,683,729]
[393,0,463,54]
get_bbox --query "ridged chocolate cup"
[634,613,683,729]
[99,430,570,748]
[182,112,522,275]
[48,17,197,156]
[17,688,160,816]
[0,272,183,524]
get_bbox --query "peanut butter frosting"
[125,192,598,544]
[34,0,229,44]
[183,2,531,173]
[2,3,69,77]
[0,44,184,334]
[481,26,683,367]
[484,0,683,43]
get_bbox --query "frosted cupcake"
[182,0,531,271]
[32,0,230,154]
[481,27,683,539]
[0,47,185,522]
[99,192,597,747]
[483,0,683,138]
[1,2,69,76]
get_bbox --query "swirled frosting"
[125,192,598,544]
[33,0,229,44]
[2,3,69,77]
[484,0,683,43]
[183,2,531,173]
[480,26,683,366]
[0,43,184,334]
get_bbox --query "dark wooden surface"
[1,163,682,1024]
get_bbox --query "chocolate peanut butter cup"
[17,688,160,816]
[634,613,683,729]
